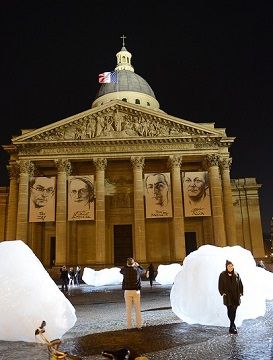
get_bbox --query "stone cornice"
[16,141,221,158]
[15,135,223,147]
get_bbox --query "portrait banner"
[182,171,211,217]
[145,172,173,218]
[68,175,95,221]
[29,177,56,222]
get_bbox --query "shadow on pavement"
[63,323,222,358]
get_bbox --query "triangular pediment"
[12,100,232,146]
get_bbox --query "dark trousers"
[227,305,237,327]
[61,280,68,292]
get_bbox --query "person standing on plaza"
[120,257,145,330]
[75,265,82,285]
[257,260,265,269]
[218,260,243,334]
[68,267,75,286]
[60,265,69,293]
[146,263,155,287]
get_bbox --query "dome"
[94,70,156,99]
[92,44,160,111]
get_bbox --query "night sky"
[1,1,272,234]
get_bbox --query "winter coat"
[60,268,69,282]
[218,270,243,306]
[120,265,144,290]
[68,269,75,279]
[147,264,155,279]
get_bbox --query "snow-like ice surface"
[155,263,183,285]
[82,267,123,286]
[0,240,76,342]
[170,245,273,327]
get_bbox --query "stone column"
[244,179,264,257]
[93,157,107,264]
[6,163,19,240]
[55,159,71,266]
[130,156,146,263]
[0,190,8,241]
[204,154,226,247]
[16,160,34,242]
[219,157,237,246]
[168,155,186,260]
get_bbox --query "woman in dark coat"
[147,263,155,287]
[218,260,243,334]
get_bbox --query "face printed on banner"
[29,177,56,222]
[183,172,207,202]
[182,172,211,217]
[30,177,55,208]
[69,178,92,206]
[145,173,173,219]
[68,176,95,221]
[145,173,169,207]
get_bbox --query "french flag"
[98,71,117,83]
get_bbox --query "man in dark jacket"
[120,257,145,330]
[218,260,243,334]
[60,265,69,293]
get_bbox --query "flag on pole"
[98,71,117,84]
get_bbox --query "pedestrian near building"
[68,267,75,286]
[120,257,145,330]
[218,260,243,334]
[146,263,155,287]
[60,265,69,293]
[257,260,265,269]
[75,265,81,285]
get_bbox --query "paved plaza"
[1,281,273,359]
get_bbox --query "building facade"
[0,45,265,268]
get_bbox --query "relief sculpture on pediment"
[28,109,200,142]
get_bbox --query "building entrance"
[114,224,133,266]
[185,232,197,256]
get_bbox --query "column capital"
[7,163,20,179]
[93,157,107,171]
[17,160,34,176]
[168,155,182,170]
[203,154,220,169]
[219,156,232,171]
[55,159,72,175]
[130,156,145,170]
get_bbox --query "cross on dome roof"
[120,34,126,47]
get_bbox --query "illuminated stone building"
[0,44,265,268]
